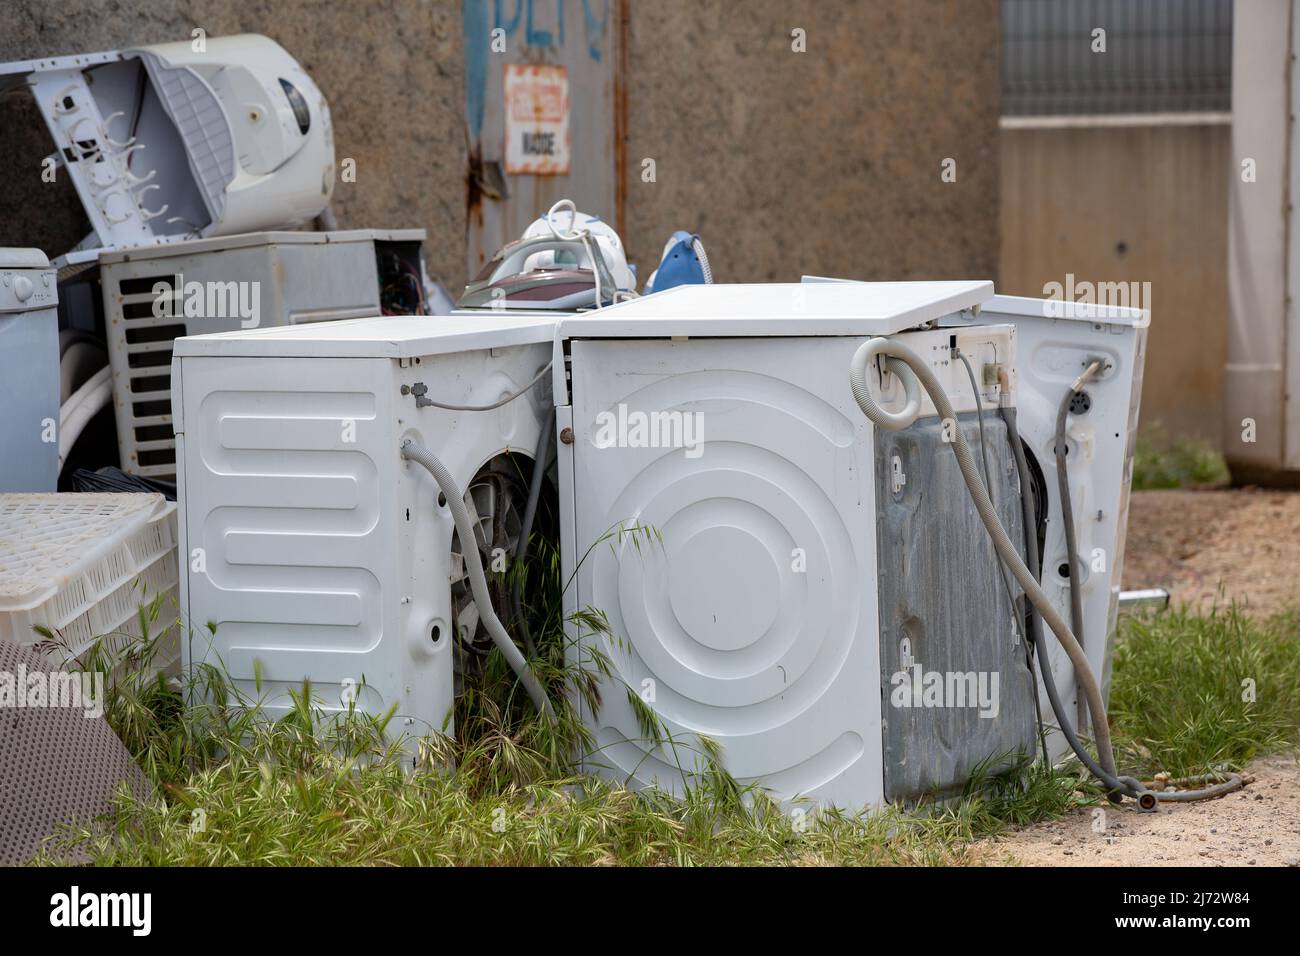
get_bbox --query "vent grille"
[112,272,180,478]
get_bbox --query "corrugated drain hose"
[401,439,555,719]
[851,337,1243,808]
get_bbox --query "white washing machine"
[554,281,1146,809]
[171,315,555,740]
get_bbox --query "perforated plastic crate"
[0,493,179,674]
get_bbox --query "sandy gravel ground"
[979,754,1300,867]
[1122,488,1300,616]
[983,489,1300,866]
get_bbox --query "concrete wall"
[0,0,466,289]
[623,0,1001,283]
[1001,122,1230,444]
[0,0,1000,290]
[1225,0,1296,476]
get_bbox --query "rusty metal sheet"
[463,0,619,279]
[875,412,1040,804]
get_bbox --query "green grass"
[1109,603,1300,779]
[1131,424,1230,490]
[31,559,1300,866]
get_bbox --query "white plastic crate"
[0,493,179,674]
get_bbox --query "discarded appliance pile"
[0,34,1239,871]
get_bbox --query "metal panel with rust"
[463,0,619,279]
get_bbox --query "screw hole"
[431,624,442,645]
[1058,562,1071,579]
[437,492,447,508]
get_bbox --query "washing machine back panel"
[567,335,885,807]
[875,412,1039,804]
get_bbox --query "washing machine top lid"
[557,281,993,338]
[172,314,558,358]
[0,248,51,270]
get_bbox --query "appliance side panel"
[175,354,427,729]
[0,298,60,492]
[875,412,1039,803]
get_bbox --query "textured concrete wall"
[1001,123,1229,445]
[622,0,1001,283]
[0,1,1000,290]
[0,0,467,289]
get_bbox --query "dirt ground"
[1122,488,1300,616]
[985,489,1300,866]
[980,754,1300,866]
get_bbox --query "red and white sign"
[504,64,571,176]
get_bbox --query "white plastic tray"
[0,493,179,671]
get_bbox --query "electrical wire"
[692,237,713,284]
[546,198,606,309]
[1055,360,1103,742]
[956,349,1049,768]
[413,362,552,412]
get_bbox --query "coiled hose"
[849,337,1241,808]
[401,440,555,719]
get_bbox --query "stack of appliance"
[1,34,436,488]
[172,279,1147,810]
[0,35,433,685]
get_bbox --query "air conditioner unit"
[552,282,1147,808]
[171,315,555,736]
[0,34,334,263]
[66,228,428,481]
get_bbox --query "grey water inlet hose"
[1056,359,1104,743]
[401,440,555,718]
[1004,403,1132,792]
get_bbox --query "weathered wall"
[0,0,466,289]
[0,1,1001,291]
[1001,122,1230,445]
[622,0,1001,283]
